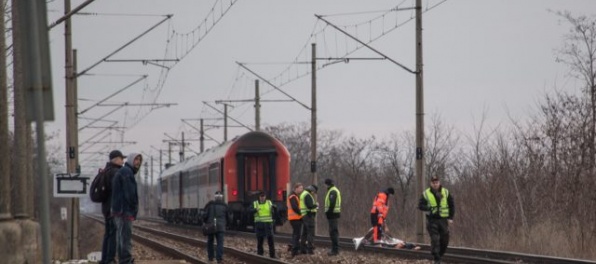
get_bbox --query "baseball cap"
[109,150,126,160]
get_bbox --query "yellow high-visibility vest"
[423,187,450,218]
[253,200,273,223]
[325,186,341,213]
[299,191,316,216]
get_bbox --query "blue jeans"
[207,232,224,261]
[114,217,134,263]
[100,216,117,264]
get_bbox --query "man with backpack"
[96,150,126,264]
[112,152,142,264]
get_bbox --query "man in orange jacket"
[286,183,304,257]
[370,187,395,243]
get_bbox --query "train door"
[236,151,277,204]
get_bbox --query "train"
[158,131,291,230]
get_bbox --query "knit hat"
[324,178,334,186]
[215,191,223,201]
[306,185,318,193]
[386,187,395,195]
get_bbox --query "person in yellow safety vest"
[324,178,341,256]
[286,183,304,257]
[299,184,318,254]
[418,176,455,264]
[249,191,277,258]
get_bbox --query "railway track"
[134,216,596,264]
[316,234,596,264]
[85,215,291,264]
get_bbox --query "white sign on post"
[60,207,67,221]
[53,173,89,198]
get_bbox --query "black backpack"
[89,167,110,203]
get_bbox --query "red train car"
[159,131,290,229]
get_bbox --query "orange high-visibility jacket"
[370,192,389,217]
[287,193,302,221]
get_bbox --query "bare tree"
[555,11,596,175]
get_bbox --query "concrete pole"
[180,132,185,162]
[159,149,163,174]
[168,142,172,165]
[255,80,260,131]
[12,0,29,221]
[310,43,318,233]
[25,0,52,260]
[415,0,426,244]
[224,104,228,141]
[144,162,148,215]
[0,0,10,220]
[64,0,80,255]
[200,119,204,152]
[150,155,154,216]
[310,43,318,186]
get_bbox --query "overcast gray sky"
[45,0,595,175]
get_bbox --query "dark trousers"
[100,216,117,264]
[114,217,133,264]
[427,218,450,260]
[289,219,303,254]
[255,222,275,257]
[327,218,339,253]
[207,232,224,261]
[300,214,316,253]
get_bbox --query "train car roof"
[160,140,234,179]
[159,131,289,180]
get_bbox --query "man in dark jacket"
[418,176,455,264]
[299,184,318,254]
[111,153,142,264]
[324,178,341,256]
[100,150,125,264]
[203,191,230,263]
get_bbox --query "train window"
[171,176,179,195]
[209,163,219,185]
[189,173,198,187]
[199,167,208,185]
[161,179,168,192]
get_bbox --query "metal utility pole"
[415,0,426,244]
[255,80,261,131]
